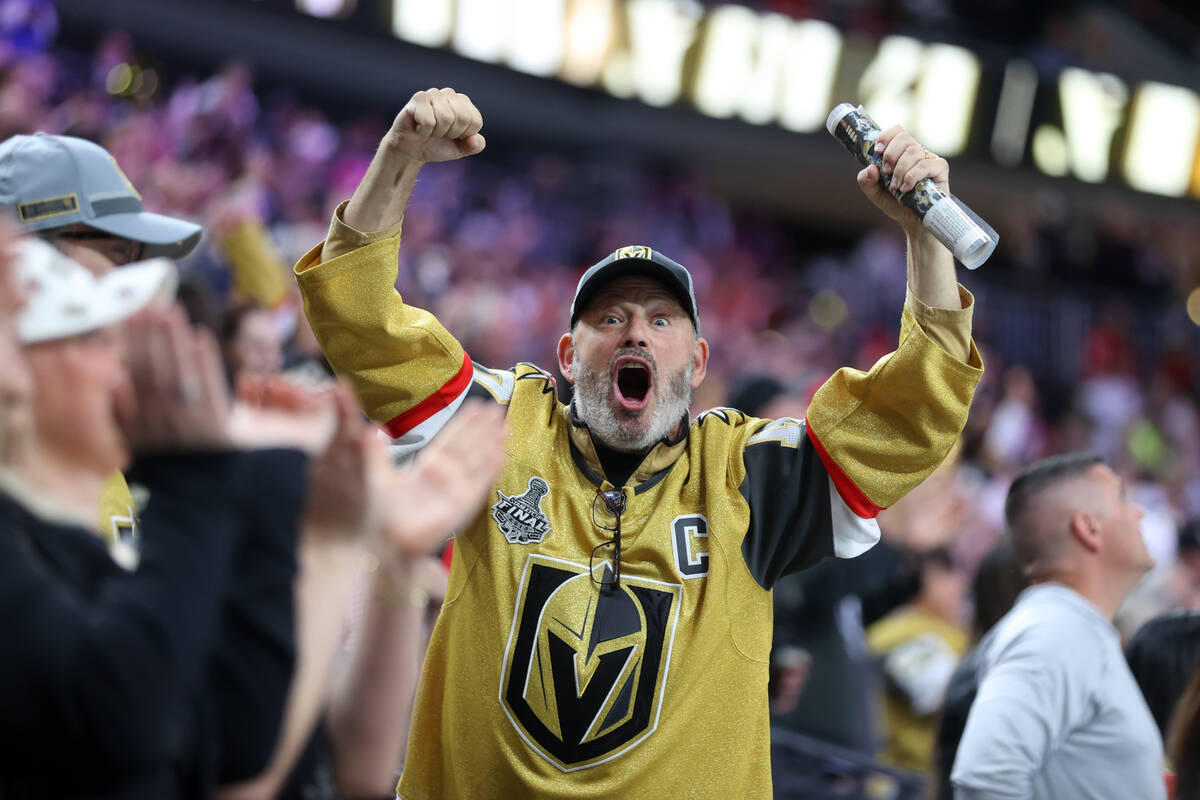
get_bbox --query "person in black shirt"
[0,238,308,798]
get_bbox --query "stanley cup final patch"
[493,476,552,544]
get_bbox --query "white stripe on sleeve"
[829,474,881,558]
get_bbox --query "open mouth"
[613,356,652,412]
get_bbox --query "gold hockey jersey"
[98,470,138,546]
[867,607,968,774]
[296,233,982,800]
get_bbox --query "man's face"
[45,224,142,274]
[558,275,708,453]
[0,236,33,466]
[1088,463,1154,577]
[25,326,133,476]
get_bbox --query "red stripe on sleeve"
[804,417,884,519]
[381,352,474,438]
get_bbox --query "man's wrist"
[342,152,423,233]
[905,223,953,267]
[302,519,367,547]
[299,532,363,579]
[903,221,938,248]
[364,552,428,609]
[379,132,426,164]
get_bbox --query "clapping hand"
[378,402,508,561]
[119,307,231,454]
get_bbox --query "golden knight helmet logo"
[501,556,681,771]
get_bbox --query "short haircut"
[1004,453,1103,575]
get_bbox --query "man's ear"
[557,332,576,383]
[690,336,710,390]
[1069,510,1102,553]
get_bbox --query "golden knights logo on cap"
[107,155,142,201]
[614,245,653,260]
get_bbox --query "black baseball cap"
[570,245,699,331]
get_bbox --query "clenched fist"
[384,87,485,164]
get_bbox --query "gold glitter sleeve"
[319,199,405,264]
[805,287,983,509]
[294,231,466,428]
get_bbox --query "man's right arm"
[341,87,483,237]
[294,88,486,454]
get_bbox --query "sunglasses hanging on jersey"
[590,488,626,591]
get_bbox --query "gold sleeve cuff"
[904,284,974,364]
[320,199,405,264]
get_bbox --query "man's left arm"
[737,129,982,587]
[806,125,983,517]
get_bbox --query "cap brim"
[16,242,179,344]
[573,259,695,324]
[88,210,203,259]
[95,258,179,330]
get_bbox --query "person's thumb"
[458,133,486,157]
[857,165,887,204]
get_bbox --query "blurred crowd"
[3,2,1200,798]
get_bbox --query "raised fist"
[384,87,486,164]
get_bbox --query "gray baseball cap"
[0,133,202,259]
[570,245,699,331]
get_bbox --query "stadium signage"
[316,0,1200,200]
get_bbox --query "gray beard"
[571,348,693,453]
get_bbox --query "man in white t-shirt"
[951,453,1166,800]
